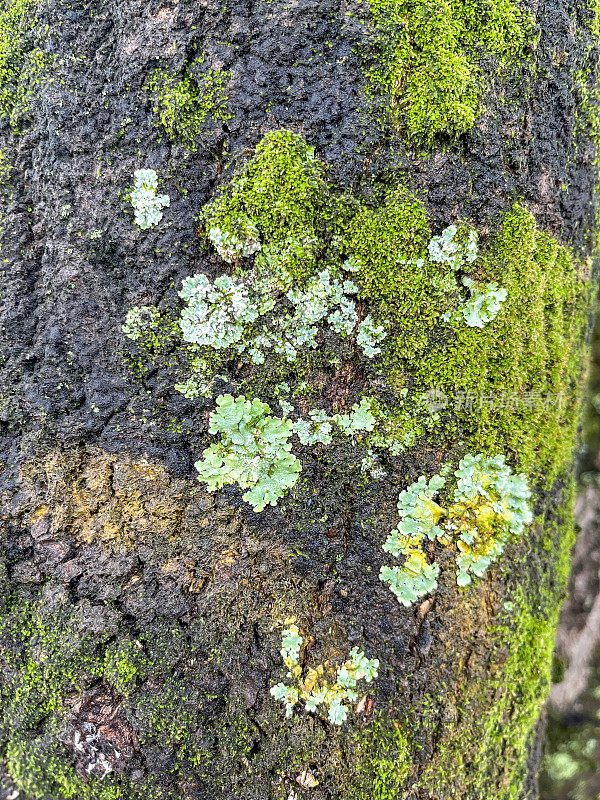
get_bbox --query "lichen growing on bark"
[0,0,597,792]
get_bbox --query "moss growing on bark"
[146,59,232,150]
[420,479,577,799]
[0,0,46,126]
[414,205,591,485]
[366,0,534,142]
[113,130,592,797]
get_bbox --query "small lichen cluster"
[146,59,231,150]
[457,279,508,328]
[195,394,301,512]
[427,223,478,269]
[270,622,379,725]
[429,225,507,328]
[180,266,385,364]
[130,169,170,229]
[122,305,160,341]
[195,394,376,510]
[380,455,532,606]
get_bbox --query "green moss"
[0,591,199,799]
[6,739,124,800]
[134,681,197,748]
[202,130,328,283]
[146,58,232,150]
[0,598,107,737]
[346,717,412,799]
[0,149,10,183]
[103,639,146,695]
[347,189,431,300]
[6,737,178,800]
[366,0,534,142]
[421,480,577,799]
[574,67,600,157]
[0,0,46,127]
[414,205,590,484]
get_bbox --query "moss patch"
[202,129,329,283]
[366,0,534,142]
[145,57,232,150]
[0,0,46,127]
[413,205,591,485]
[346,717,412,799]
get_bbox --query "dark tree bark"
[0,0,598,798]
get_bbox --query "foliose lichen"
[270,622,379,725]
[195,394,302,512]
[380,455,533,605]
[195,394,376,510]
[129,169,170,230]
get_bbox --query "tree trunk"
[0,0,597,798]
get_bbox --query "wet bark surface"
[0,0,598,797]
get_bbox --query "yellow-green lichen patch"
[366,0,534,143]
[0,0,46,127]
[145,57,232,150]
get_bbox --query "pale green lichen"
[195,394,376,509]
[458,279,508,328]
[122,305,160,341]
[270,622,379,725]
[195,394,301,512]
[130,169,170,229]
[178,265,384,364]
[380,455,533,605]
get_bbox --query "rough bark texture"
[0,0,598,798]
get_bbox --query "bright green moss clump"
[202,130,328,282]
[367,0,534,142]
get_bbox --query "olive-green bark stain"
[365,0,534,142]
